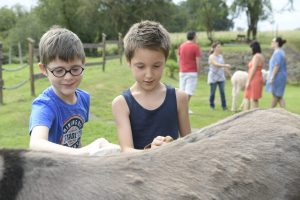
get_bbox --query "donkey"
[1,108,299,200]
[231,69,269,112]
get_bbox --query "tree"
[98,0,176,37]
[8,10,45,51]
[34,0,104,42]
[164,2,188,33]
[34,0,177,42]
[0,7,17,39]
[0,5,45,59]
[230,0,294,40]
[186,0,233,43]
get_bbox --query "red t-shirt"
[178,41,201,72]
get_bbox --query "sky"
[1,0,299,31]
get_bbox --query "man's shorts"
[179,72,198,96]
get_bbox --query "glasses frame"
[46,65,85,78]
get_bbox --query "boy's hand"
[87,138,110,155]
[150,136,174,149]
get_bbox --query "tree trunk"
[247,27,251,41]
[206,31,214,44]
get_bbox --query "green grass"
[1,30,300,149]
[1,58,299,149]
[171,30,300,52]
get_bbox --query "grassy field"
[0,31,299,149]
[171,30,300,52]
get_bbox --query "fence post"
[118,32,123,65]
[0,43,3,104]
[102,33,106,72]
[27,38,35,97]
[8,46,12,64]
[18,41,23,65]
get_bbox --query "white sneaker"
[189,110,194,114]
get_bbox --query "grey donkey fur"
[0,108,299,200]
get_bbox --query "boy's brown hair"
[39,26,85,66]
[123,20,171,62]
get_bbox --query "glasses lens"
[52,67,66,77]
[70,66,84,76]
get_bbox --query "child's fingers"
[151,136,174,149]
[164,136,174,143]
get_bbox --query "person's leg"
[209,83,217,109]
[279,97,286,108]
[185,73,198,103]
[231,84,238,112]
[185,73,197,113]
[251,99,259,109]
[219,81,227,110]
[242,98,250,111]
[179,73,186,93]
[271,94,279,108]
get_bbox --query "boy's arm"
[112,95,139,153]
[176,89,191,137]
[30,125,82,155]
[30,126,109,155]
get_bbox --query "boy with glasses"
[29,26,117,155]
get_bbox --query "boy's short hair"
[123,20,171,62]
[187,31,196,40]
[39,26,85,66]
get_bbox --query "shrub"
[165,45,178,78]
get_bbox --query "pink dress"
[244,62,264,100]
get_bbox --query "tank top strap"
[122,89,134,110]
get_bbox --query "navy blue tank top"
[122,85,179,149]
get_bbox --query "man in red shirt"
[178,31,202,114]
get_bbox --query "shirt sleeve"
[77,89,90,122]
[29,99,55,134]
[273,51,281,66]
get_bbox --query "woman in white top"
[208,42,231,110]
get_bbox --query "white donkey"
[231,69,268,112]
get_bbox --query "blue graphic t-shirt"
[29,87,90,148]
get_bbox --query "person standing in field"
[266,37,287,108]
[243,41,265,110]
[112,20,191,152]
[208,41,231,111]
[178,31,202,114]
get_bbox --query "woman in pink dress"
[244,41,265,110]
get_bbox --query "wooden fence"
[0,43,32,104]
[0,33,123,104]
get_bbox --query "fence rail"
[3,79,29,90]
[83,43,103,48]
[1,64,28,72]
[0,32,123,104]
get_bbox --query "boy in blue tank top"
[112,21,191,152]
[29,26,117,155]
